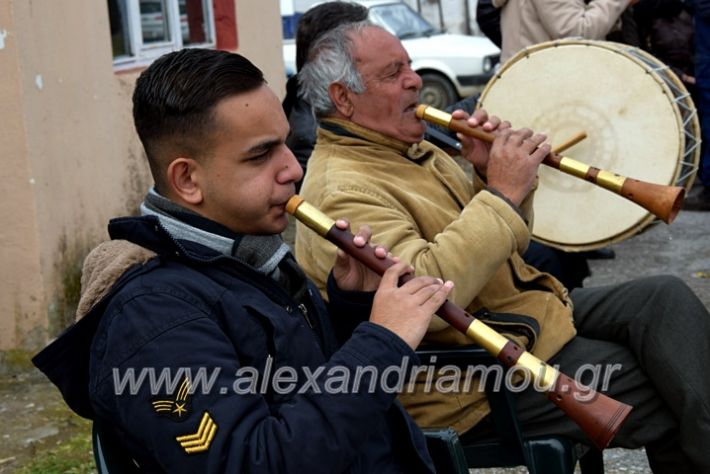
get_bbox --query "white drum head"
[478,40,689,250]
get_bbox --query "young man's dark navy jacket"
[34,215,435,473]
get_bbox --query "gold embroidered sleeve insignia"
[175,411,218,454]
[151,376,192,421]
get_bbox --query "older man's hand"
[487,128,550,206]
[454,108,509,178]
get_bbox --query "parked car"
[282,0,500,108]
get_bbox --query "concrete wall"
[237,0,287,97]
[0,1,45,350]
[0,0,285,351]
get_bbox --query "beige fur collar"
[76,240,156,320]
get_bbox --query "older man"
[295,21,710,472]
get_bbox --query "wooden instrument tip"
[415,104,429,119]
[285,195,304,215]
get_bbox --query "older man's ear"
[329,82,355,118]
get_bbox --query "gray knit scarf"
[140,189,291,281]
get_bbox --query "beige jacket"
[295,119,576,433]
[493,0,630,62]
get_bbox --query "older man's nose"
[406,70,423,91]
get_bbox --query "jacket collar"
[107,216,306,304]
[319,118,435,162]
[108,215,227,264]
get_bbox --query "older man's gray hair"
[298,21,382,118]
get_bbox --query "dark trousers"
[488,276,710,472]
[523,241,590,290]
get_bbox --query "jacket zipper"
[298,303,315,329]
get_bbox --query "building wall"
[237,0,287,97]
[0,0,45,350]
[0,0,286,351]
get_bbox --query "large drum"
[477,39,700,251]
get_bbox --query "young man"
[295,22,710,471]
[33,48,454,473]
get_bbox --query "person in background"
[282,2,370,182]
[492,0,636,62]
[476,0,502,48]
[685,0,710,209]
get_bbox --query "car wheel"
[419,73,457,109]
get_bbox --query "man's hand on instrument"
[332,219,391,292]
[370,262,454,349]
[487,128,550,206]
[455,108,508,178]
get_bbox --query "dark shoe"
[581,247,616,260]
[683,186,710,211]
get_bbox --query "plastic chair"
[417,345,604,474]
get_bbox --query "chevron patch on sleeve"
[175,411,218,454]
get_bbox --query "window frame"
[111,0,216,71]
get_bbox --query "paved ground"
[477,207,710,473]
[1,206,707,473]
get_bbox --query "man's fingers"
[422,280,454,310]
[399,275,440,291]
[335,218,350,230]
[499,120,512,131]
[373,245,388,259]
[482,115,501,131]
[507,128,534,145]
[522,133,548,153]
[530,143,552,163]
[451,109,470,120]
[469,108,489,127]
[352,224,372,247]
[408,279,453,305]
[380,261,415,288]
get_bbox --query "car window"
[368,3,437,39]
[140,0,162,14]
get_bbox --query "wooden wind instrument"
[286,195,632,451]
[416,104,685,224]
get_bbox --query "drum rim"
[478,39,700,252]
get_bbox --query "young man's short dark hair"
[132,49,264,192]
